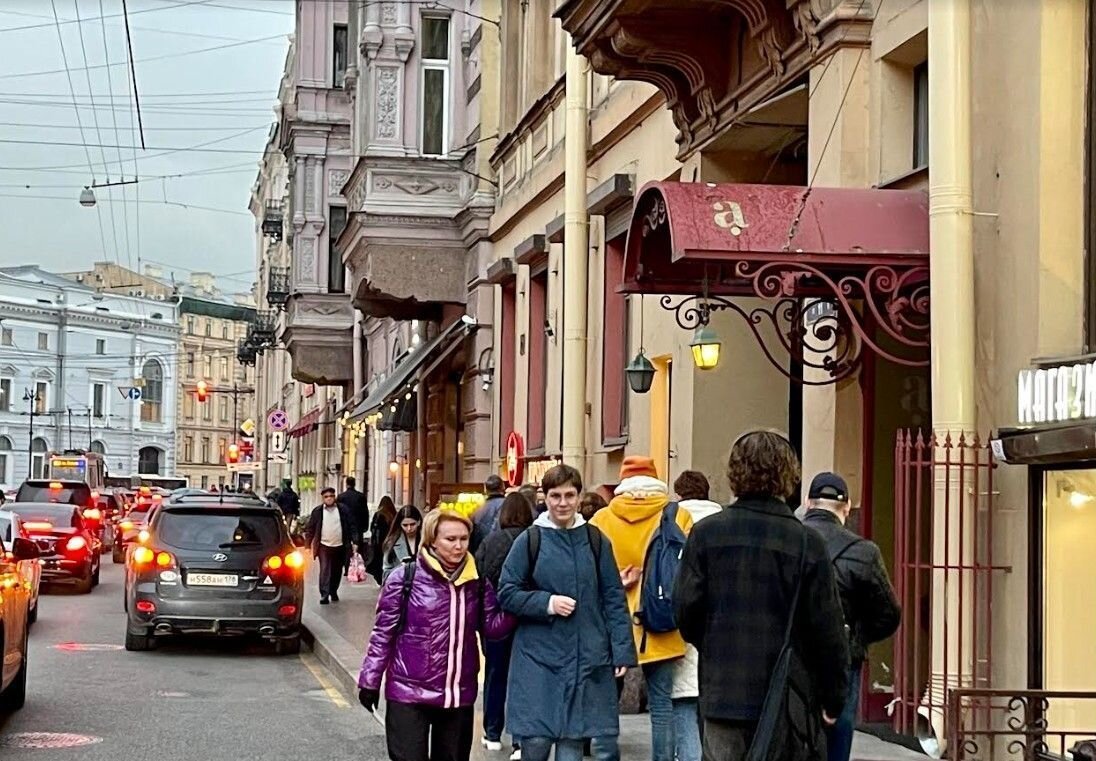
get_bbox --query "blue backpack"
[634,502,686,652]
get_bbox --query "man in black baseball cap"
[801,474,900,761]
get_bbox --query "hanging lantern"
[625,350,655,394]
[689,326,722,370]
[79,187,97,207]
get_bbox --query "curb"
[300,611,362,700]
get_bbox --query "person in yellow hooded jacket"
[589,456,693,761]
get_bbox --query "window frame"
[95,338,106,356]
[912,62,929,170]
[200,437,210,464]
[328,205,348,293]
[0,327,11,346]
[140,359,164,424]
[333,23,349,88]
[37,332,48,351]
[91,381,107,419]
[420,15,451,157]
[34,380,48,415]
[204,321,212,338]
[0,377,10,413]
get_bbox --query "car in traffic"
[124,495,304,654]
[0,511,42,624]
[113,487,162,563]
[0,530,39,712]
[2,503,101,593]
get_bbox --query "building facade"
[0,266,179,489]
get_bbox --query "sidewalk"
[300,566,925,761]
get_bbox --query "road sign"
[240,418,256,437]
[117,386,142,400]
[267,409,288,431]
[270,431,286,453]
[227,462,262,472]
[267,452,288,464]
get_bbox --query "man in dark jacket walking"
[276,479,301,520]
[470,475,507,553]
[674,430,849,761]
[304,487,357,604]
[337,475,370,557]
[801,472,901,761]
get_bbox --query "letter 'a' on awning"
[620,181,929,296]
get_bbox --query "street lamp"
[79,187,96,207]
[625,350,655,394]
[23,388,39,478]
[689,326,722,370]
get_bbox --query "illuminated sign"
[1018,360,1096,424]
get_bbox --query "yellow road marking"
[300,652,349,709]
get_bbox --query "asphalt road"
[0,562,384,760]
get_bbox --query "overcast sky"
[0,0,295,295]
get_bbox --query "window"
[91,382,106,419]
[89,440,105,455]
[220,357,229,381]
[602,236,629,442]
[200,475,208,489]
[222,324,229,340]
[184,436,193,462]
[183,392,194,420]
[328,206,347,293]
[37,332,48,351]
[203,355,212,378]
[0,378,10,412]
[527,271,548,451]
[333,23,348,87]
[95,338,106,355]
[200,437,210,464]
[137,446,162,475]
[186,352,195,377]
[30,437,47,479]
[204,320,212,338]
[140,359,163,423]
[203,396,213,421]
[1,328,10,346]
[34,381,48,414]
[421,16,450,156]
[913,62,928,169]
[187,317,195,334]
[0,436,11,487]
[219,396,229,424]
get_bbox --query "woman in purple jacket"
[358,508,515,761]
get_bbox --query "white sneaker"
[509,749,521,761]
[481,739,503,752]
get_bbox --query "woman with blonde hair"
[358,509,516,761]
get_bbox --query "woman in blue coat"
[498,464,636,761]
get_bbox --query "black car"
[124,496,304,654]
[3,503,102,593]
[16,479,95,509]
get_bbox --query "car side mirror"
[12,537,40,561]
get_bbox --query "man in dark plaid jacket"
[673,431,849,761]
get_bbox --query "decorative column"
[363,2,412,156]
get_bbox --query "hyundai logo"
[212,553,228,562]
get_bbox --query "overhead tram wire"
[0,1,215,35]
[48,0,112,265]
[102,0,135,271]
[120,0,145,150]
[73,0,125,271]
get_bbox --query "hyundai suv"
[124,496,304,654]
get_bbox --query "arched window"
[0,435,12,488]
[89,440,106,455]
[31,437,48,479]
[138,446,162,475]
[141,359,164,423]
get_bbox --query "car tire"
[124,628,155,652]
[92,562,100,587]
[28,598,38,626]
[0,635,28,712]
[274,633,301,656]
[75,571,93,595]
[112,546,125,564]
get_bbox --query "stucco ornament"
[375,67,399,139]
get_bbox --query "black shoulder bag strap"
[394,560,416,636]
[782,530,809,645]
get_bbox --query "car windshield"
[155,509,283,552]
[6,504,80,528]
[17,482,90,505]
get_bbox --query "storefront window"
[1043,469,1096,729]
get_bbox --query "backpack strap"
[526,525,541,575]
[395,560,417,636]
[780,530,809,648]
[585,524,603,591]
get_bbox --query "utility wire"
[101,0,135,272]
[0,137,266,154]
[120,0,145,149]
[0,192,252,217]
[0,0,213,34]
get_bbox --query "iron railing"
[251,310,278,339]
[948,689,1096,761]
[892,431,1012,744]
[266,266,290,307]
[236,338,257,366]
[262,201,284,241]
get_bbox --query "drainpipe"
[561,46,589,473]
[927,0,975,750]
[352,314,364,484]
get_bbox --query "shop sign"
[526,456,562,486]
[1017,360,1096,424]
[505,432,524,485]
[301,383,316,398]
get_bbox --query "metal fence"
[948,689,1096,761]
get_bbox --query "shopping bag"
[347,553,367,583]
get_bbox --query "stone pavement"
[300,565,926,761]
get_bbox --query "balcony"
[281,293,354,386]
[236,337,258,366]
[262,201,284,241]
[339,155,477,321]
[266,266,290,308]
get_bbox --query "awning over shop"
[288,407,322,439]
[994,423,1096,465]
[349,316,477,421]
[621,181,931,382]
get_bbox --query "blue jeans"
[483,634,513,742]
[826,664,862,761]
[522,737,584,761]
[644,660,675,761]
[590,735,620,761]
[672,698,702,761]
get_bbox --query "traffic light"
[196,380,209,403]
[226,442,240,464]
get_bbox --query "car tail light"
[155,551,174,568]
[65,536,87,553]
[278,605,297,618]
[49,481,62,491]
[264,550,305,574]
[135,600,156,614]
[23,521,53,532]
[82,508,101,521]
[120,520,134,531]
[132,546,154,564]
[137,529,150,544]
[284,550,304,569]
[263,555,283,571]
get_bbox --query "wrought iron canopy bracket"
[658,259,929,385]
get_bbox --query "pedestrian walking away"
[276,478,301,522]
[304,487,358,605]
[474,492,536,755]
[381,505,424,582]
[358,509,515,761]
[368,496,398,584]
[673,430,849,761]
[669,470,724,761]
[589,456,694,761]
[499,464,636,761]
[470,475,508,553]
[801,472,901,761]
[338,475,371,563]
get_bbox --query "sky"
[0,0,296,295]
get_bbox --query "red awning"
[288,407,322,439]
[621,181,929,295]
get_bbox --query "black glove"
[358,687,379,712]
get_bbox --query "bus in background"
[48,450,106,492]
[105,474,188,492]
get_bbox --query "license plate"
[187,573,238,587]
